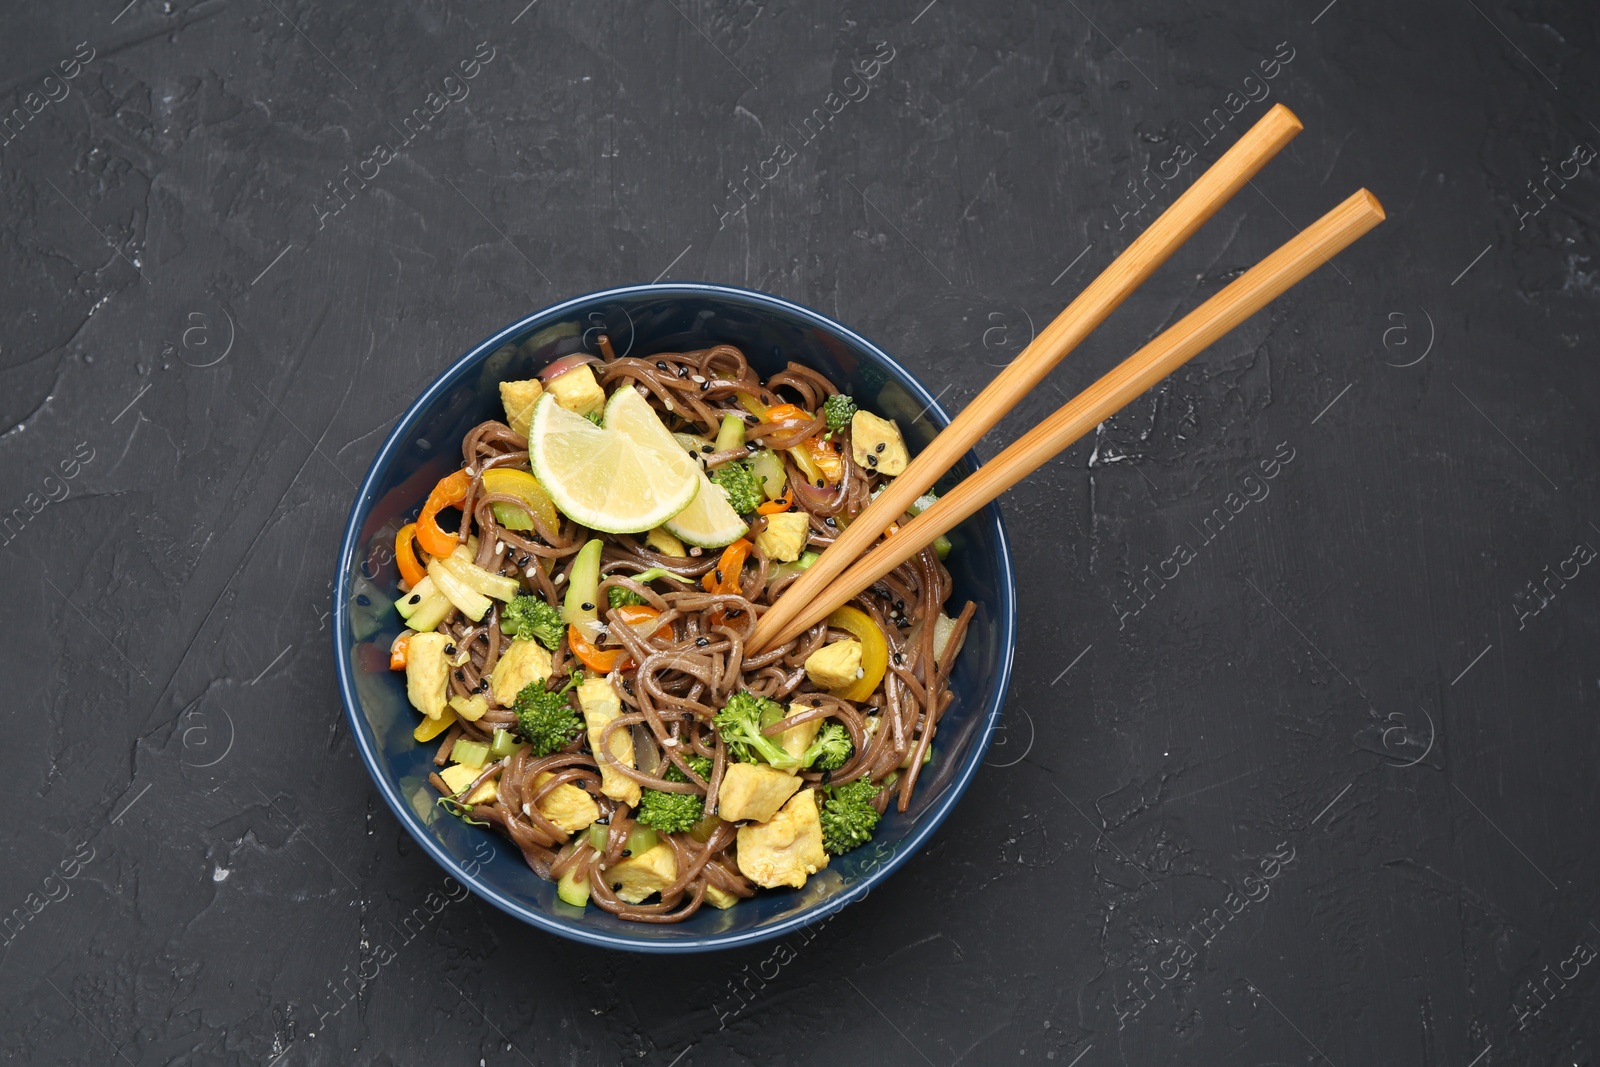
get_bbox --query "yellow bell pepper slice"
[414,704,458,742]
[481,467,561,534]
[826,606,889,702]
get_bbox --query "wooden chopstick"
[747,103,1304,653]
[759,188,1386,649]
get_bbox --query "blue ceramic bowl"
[333,283,1016,952]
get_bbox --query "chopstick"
[747,103,1304,653]
[758,188,1386,649]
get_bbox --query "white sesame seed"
[690,374,706,384]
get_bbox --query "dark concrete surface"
[3,0,1598,1063]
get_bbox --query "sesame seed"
[677,366,689,378]
[408,594,422,605]
[866,455,878,467]
[689,547,703,557]
[612,882,622,891]
[701,444,713,453]
[875,442,886,453]
[696,637,709,647]
[581,602,594,611]
[454,669,464,680]
[700,381,710,391]
[656,361,669,370]
[444,644,457,655]
[690,374,706,384]
[620,850,631,858]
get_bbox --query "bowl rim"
[332,281,1016,953]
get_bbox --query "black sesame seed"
[596,816,610,825]
[517,554,531,567]
[453,669,465,680]
[825,517,837,528]
[444,643,457,655]
[408,594,422,605]
[714,570,724,582]
[656,360,669,370]
[598,630,608,642]
[893,652,905,664]
[477,679,489,692]
[761,394,772,403]
[620,849,631,858]
[698,444,712,454]
[612,882,622,891]
[356,594,370,606]
[866,455,878,467]
[728,609,743,618]
[895,599,905,611]
[700,381,710,391]
[875,442,886,453]
[746,443,758,453]
[581,602,594,611]
[696,637,710,647]
[815,479,824,488]
[677,366,689,378]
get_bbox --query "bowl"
[333,283,1016,952]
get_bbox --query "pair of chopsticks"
[748,103,1384,653]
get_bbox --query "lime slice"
[662,468,749,548]
[527,393,699,534]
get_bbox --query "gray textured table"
[4,1,1598,1064]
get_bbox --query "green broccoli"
[635,755,714,834]
[501,594,564,650]
[820,779,881,855]
[803,722,853,771]
[713,690,802,769]
[822,393,857,434]
[608,585,649,609]
[513,672,585,756]
[584,409,604,426]
[710,461,765,515]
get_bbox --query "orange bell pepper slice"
[416,470,472,559]
[567,605,670,673]
[395,523,427,586]
[701,539,753,595]
[389,631,412,671]
[763,402,813,428]
[799,437,843,483]
[756,488,792,515]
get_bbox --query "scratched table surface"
[3,0,1598,1064]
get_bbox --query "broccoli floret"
[713,690,802,769]
[608,585,649,609]
[820,779,882,855]
[635,788,703,833]
[584,409,604,426]
[802,722,853,771]
[513,672,585,756]
[823,393,857,434]
[501,594,564,650]
[710,461,765,515]
[664,754,714,783]
[635,755,713,834]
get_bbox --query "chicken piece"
[703,883,740,909]
[717,762,802,823]
[804,639,863,690]
[438,763,497,805]
[546,364,606,416]
[754,511,809,562]
[776,708,821,767]
[405,631,452,720]
[488,638,553,707]
[849,410,909,476]
[736,790,829,889]
[498,378,544,438]
[577,675,640,806]
[608,842,677,904]
[527,771,599,834]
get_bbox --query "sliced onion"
[632,725,663,777]
[539,353,600,382]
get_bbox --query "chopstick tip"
[1357,188,1386,221]
[1270,102,1304,134]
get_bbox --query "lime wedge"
[662,468,749,548]
[527,392,698,534]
